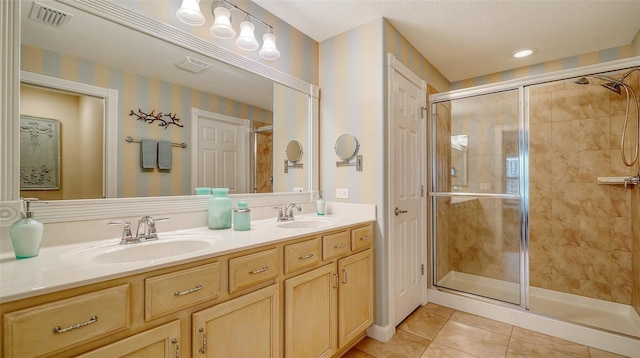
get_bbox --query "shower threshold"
[437,271,640,338]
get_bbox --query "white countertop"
[0,210,376,304]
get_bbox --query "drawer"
[322,230,350,260]
[229,248,278,293]
[351,225,373,251]
[284,238,320,274]
[3,284,130,358]
[145,262,221,321]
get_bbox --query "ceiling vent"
[29,2,72,29]
[175,56,212,73]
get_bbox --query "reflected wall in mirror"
[17,0,316,199]
[20,85,103,199]
[450,134,468,187]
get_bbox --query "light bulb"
[259,30,280,60]
[210,4,235,39]
[176,0,205,26]
[236,16,259,51]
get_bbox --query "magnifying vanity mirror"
[9,0,318,200]
[335,134,359,160]
[286,140,303,163]
[284,140,304,173]
[335,133,363,171]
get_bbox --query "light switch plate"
[336,188,349,199]
[480,183,492,191]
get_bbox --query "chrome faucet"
[108,216,169,244]
[284,203,301,220]
[273,204,301,222]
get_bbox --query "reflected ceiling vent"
[175,56,212,73]
[29,2,72,28]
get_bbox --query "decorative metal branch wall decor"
[129,109,184,129]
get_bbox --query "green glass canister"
[233,201,251,231]
[208,188,232,229]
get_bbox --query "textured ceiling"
[253,0,640,82]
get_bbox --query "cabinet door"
[193,284,279,358]
[77,320,180,358]
[338,249,374,347]
[284,264,337,358]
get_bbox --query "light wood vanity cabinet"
[285,224,374,358]
[1,221,374,358]
[76,320,181,358]
[3,284,131,358]
[193,284,280,357]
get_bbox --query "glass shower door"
[430,89,525,305]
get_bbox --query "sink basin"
[64,235,217,264]
[276,217,336,229]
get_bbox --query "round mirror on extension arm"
[335,133,359,160]
[334,133,363,171]
[286,140,303,163]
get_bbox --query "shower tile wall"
[254,120,273,193]
[528,71,639,305]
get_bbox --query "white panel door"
[389,55,425,326]
[197,114,248,193]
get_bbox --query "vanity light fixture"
[176,0,206,26]
[176,0,280,60]
[512,48,536,58]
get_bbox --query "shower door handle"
[395,207,407,216]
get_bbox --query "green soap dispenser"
[10,198,44,259]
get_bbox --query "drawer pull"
[298,253,314,260]
[333,243,346,249]
[199,327,207,354]
[172,338,180,358]
[52,315,98,334]
[174,284,202,296]
[360,235,370,241]
[249,266,269,274]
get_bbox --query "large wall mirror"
[13,0,317,201]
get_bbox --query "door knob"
[395,207,407,216]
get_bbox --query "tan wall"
[20,85,103,200]
[528,70,639,304]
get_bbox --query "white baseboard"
[366,323,395,343]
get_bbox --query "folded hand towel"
[140,139,157,169]
[158,140,172,170]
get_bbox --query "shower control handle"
[395,207,407,216]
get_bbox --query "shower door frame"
[428,86,529,309]
[427,56,640,311]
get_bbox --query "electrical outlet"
[336,188,349,199]
[293,187,303,193]
[480,183,493,191]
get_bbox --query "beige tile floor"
[343,303,629,358]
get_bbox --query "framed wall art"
[19,115,60,190]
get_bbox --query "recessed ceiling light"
[512,48,536,58]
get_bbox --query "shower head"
[575,77,590,85]
[602,82,622,95]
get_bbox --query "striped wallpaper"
[452,29,640,89]
[319,18,450,205]
[21,44,273,197]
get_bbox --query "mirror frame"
[0,0,319,225]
